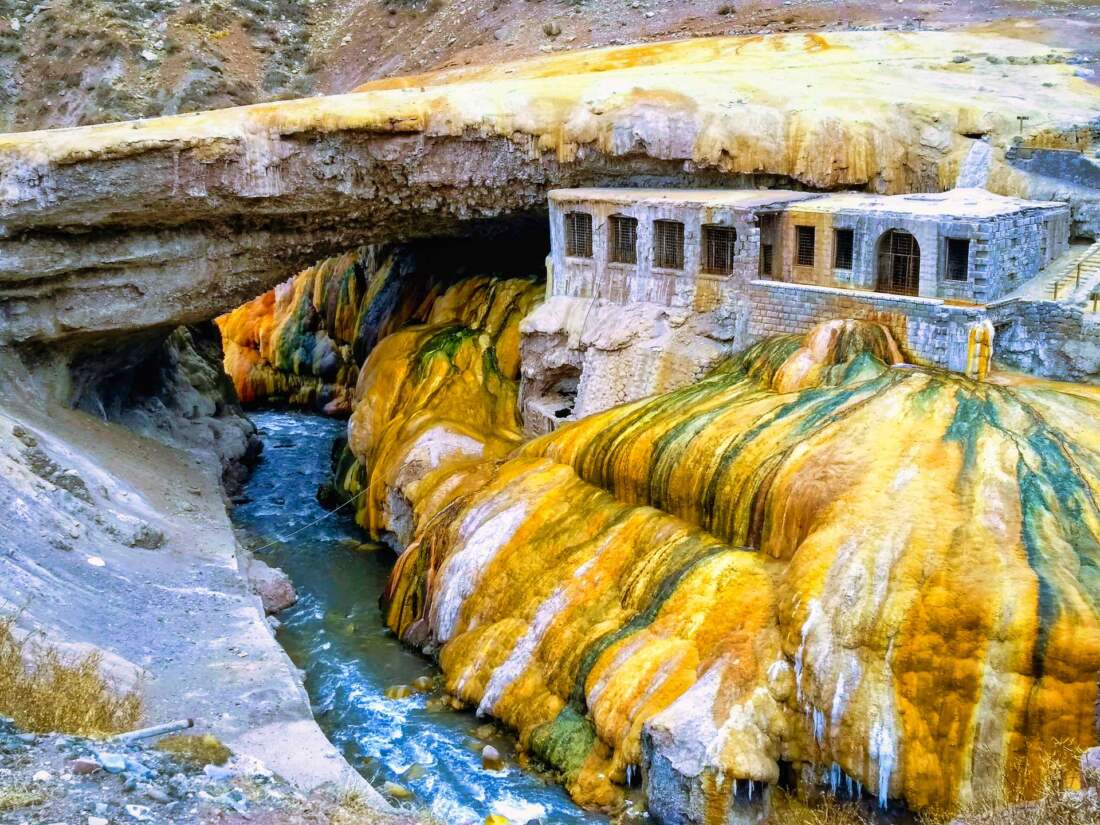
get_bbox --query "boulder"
[246,559,297,615]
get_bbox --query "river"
[231,411,614,825]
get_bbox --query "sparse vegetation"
[0,783,46,813]
[767,742,1099,825]
[0,617,142,737]
[918,741,1098,825]
[767,792,872,824]
[329,789,444,825]
[154,733,232,766]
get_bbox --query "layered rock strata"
[2,32,1099,345]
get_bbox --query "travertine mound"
[1,31,1097,344]
[382,319,1100,816]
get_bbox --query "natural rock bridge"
[1,31,1098,345]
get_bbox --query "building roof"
[778,187,1066,219]
[548,188,820,211]
[549,187,1067,220]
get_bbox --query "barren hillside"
[1,0,1098,132]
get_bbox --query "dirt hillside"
[2,0,1097,132]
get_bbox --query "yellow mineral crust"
[3,32,1097,194]
[383,319,1100,814]
[343,276,542,538]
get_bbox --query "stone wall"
[745,280,1098,381]
[746,280,983,371]
[549,197,767,312]
[987,298,1100,383]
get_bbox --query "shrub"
[0,617,142,737]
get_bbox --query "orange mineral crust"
[382,320,1100,815]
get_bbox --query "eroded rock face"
[59,322,261,495]
[381,319,1100,818]
[519,295,746,436]
[2,32,1098,345]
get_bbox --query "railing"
[1045,242,1100,305]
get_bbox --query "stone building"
[522,187,1095,435]
[548,187,1070,305]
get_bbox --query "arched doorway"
[876,230,921,296]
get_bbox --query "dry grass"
[0,617,142,736]
[329,789,444,825]
[155,733,232,766]
[918,740,1099,825]
[767,791,873,824]
[0,783,46,813]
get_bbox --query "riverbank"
[233,411,612,825]
[0,358,392,814]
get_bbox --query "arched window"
[876,230,921,296]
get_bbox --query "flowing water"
[231,411,608,825]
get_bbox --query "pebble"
[32,769,52,782]
[143,784,171,802]
[203,763,236,782]
[126,804,153,821]
[382,780,413,799]
[89,818,109,825]
[481,745,503,771]
[69,757,101,775]
[97,751,127,773]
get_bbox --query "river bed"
[231,411,611,825]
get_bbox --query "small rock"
[126,804,153,821]
[543,20,561,37]
[203,763,236,782]
[32,769,51,782]
[97,751,127,773]
[69,757,101,775]
[384,684,415,700]
[89,817,109,825]
[482,745,503,771]
[412,675,434,692]
[129,524,166,550]
[382,780,412,799]
[86,556,106,568]
[473,724,496,740]
[140,49,156,61]
[143,784,171,803]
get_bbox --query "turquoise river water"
[231,411,614,825]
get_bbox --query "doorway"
[876,230,921,296]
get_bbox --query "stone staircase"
[1042,241,1100,309]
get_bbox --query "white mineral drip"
[955,141,994,189]
[869,714,898,809]
[794,598,823,703]
[430,502,528,642]
[813,707,826,745]
[476,585,567,717]
[239,130,283,198]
